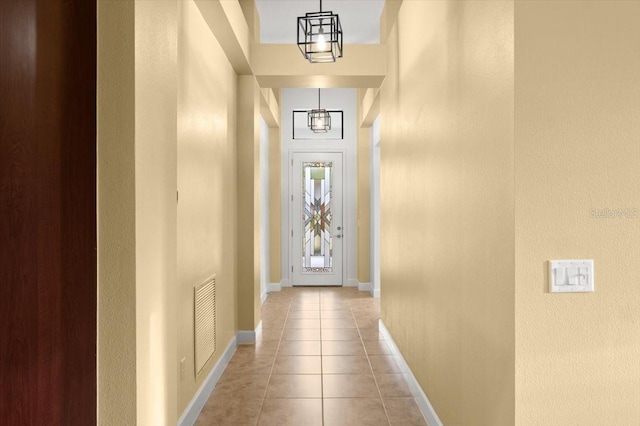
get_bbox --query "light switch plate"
[549,260,594,293]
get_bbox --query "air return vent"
[194,275,216,376]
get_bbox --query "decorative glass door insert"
[291,152,343,286]
[302,162,333,273]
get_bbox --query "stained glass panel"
[302,162,333,273]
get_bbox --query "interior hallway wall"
[269,125,282,284]
[237,75,262,329]
[514,2,640,424]
[98,0,136,423]
[177,0,238,415]
[371,118,382,295]
[357,89,371,285]
[98,1,248,423]
[260,116,270,301]
[380,1,515,424]
[134,1,179,423]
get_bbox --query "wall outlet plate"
[549,260,594,293]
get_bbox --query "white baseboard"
[372,287,380,298]
[281,278,291,288]
[268,282,282,292]
[345,278,358,287]
[237,319,262,344]
[261,287,268,305]
[177,335,237,426]
[358,281,372,294]
[236,329,256,344]
[379,320,443,426]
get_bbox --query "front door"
[290,152,344,286]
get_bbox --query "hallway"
[195,287,427,425]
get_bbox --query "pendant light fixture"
[308,89,331,133]
[297,0,343,63]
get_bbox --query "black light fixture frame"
[293,110,343,140]
[297,0,343,63]
[307,89,331,133]
[308,109,332,133]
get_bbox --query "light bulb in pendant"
[316,29,327,51]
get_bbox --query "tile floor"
[195,287,428,426]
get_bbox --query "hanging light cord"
[318,88,321,109]
[319,0,323,12]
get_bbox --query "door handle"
[335,235,342,238]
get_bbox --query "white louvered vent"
[194,275,216,376]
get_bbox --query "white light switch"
[549,260,594,293]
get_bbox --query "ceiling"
[255,0,385,44]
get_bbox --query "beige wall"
[381,1,640,424]
[269,125,282,284]
[239,0,260,43]
[357,89,371,284]
[97,0,137,423]
[237,75,262,330]
[380,0,402,44]
[514,1,640,424]
[98,1,253,423]
[177,0,239,414]
[134,0,180,424]
[98,0,640,423]
[380,1,515,425]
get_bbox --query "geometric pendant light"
[297,0,343,63]
[308,89,331,133]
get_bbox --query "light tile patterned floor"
[195,287,428,426]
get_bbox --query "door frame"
[286,148,348,287]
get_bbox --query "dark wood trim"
[0,0,97,424]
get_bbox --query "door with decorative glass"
[290,152,343,286]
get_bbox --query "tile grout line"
[352,300,393,426]
[256,293,294,426]
[195,289,395,425]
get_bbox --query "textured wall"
[237,75,262,330]
[177,0,238,415]
[514,1,640,424]
[269,126,282,284]
[134,1,180,424]
[357,115,371,284]
[97,0,137,423]
[380,1,515,424]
